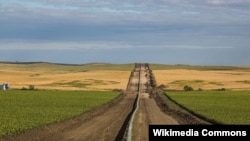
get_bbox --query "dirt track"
[132,93,179,141]
[130,64,179,141]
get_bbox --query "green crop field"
[0,90,119,137]
[165,90,250,124]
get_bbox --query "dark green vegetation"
[165,91,250,124]
[0,62,134,72]
[2,62,250,72]
[236,80,250,84]
[0,90,119,137]
[43,79,120,89]
[170,80,204,86]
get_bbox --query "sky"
[0,0,250,66]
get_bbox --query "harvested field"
[0,65,130,91]
[1,63,250,91]
[154,69,250,90]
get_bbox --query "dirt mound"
[152,88,212,125]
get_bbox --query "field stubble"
[1,63,250,91]
[154,69,250,90]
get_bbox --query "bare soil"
[132,93,179,141]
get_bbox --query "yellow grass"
[0,66,130,91]
[1,63,250,91]
[154,69,250,90]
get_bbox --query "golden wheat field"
[0,67,130,91]
[154,69,250,90]
[1,63,250,91]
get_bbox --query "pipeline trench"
[124,63,179,141]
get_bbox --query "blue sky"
[0,0,250,65]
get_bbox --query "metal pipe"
[126,64,142,141]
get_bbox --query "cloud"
[0,40,234,52]
[1,0,250,25]
[182,11,200,15]
[207,0,250,5]
[0,0,250,65]
[0,41,128,50]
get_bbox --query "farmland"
[1,62,250,140]
[165,91,250,124]
[0,63,133,91]
[153,68,250,90]
[0,90,119,137]
[1,62,250,91]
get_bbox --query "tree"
[29,85,35,90]
[184,85,193,91]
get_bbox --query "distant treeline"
[1,61,249,71]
